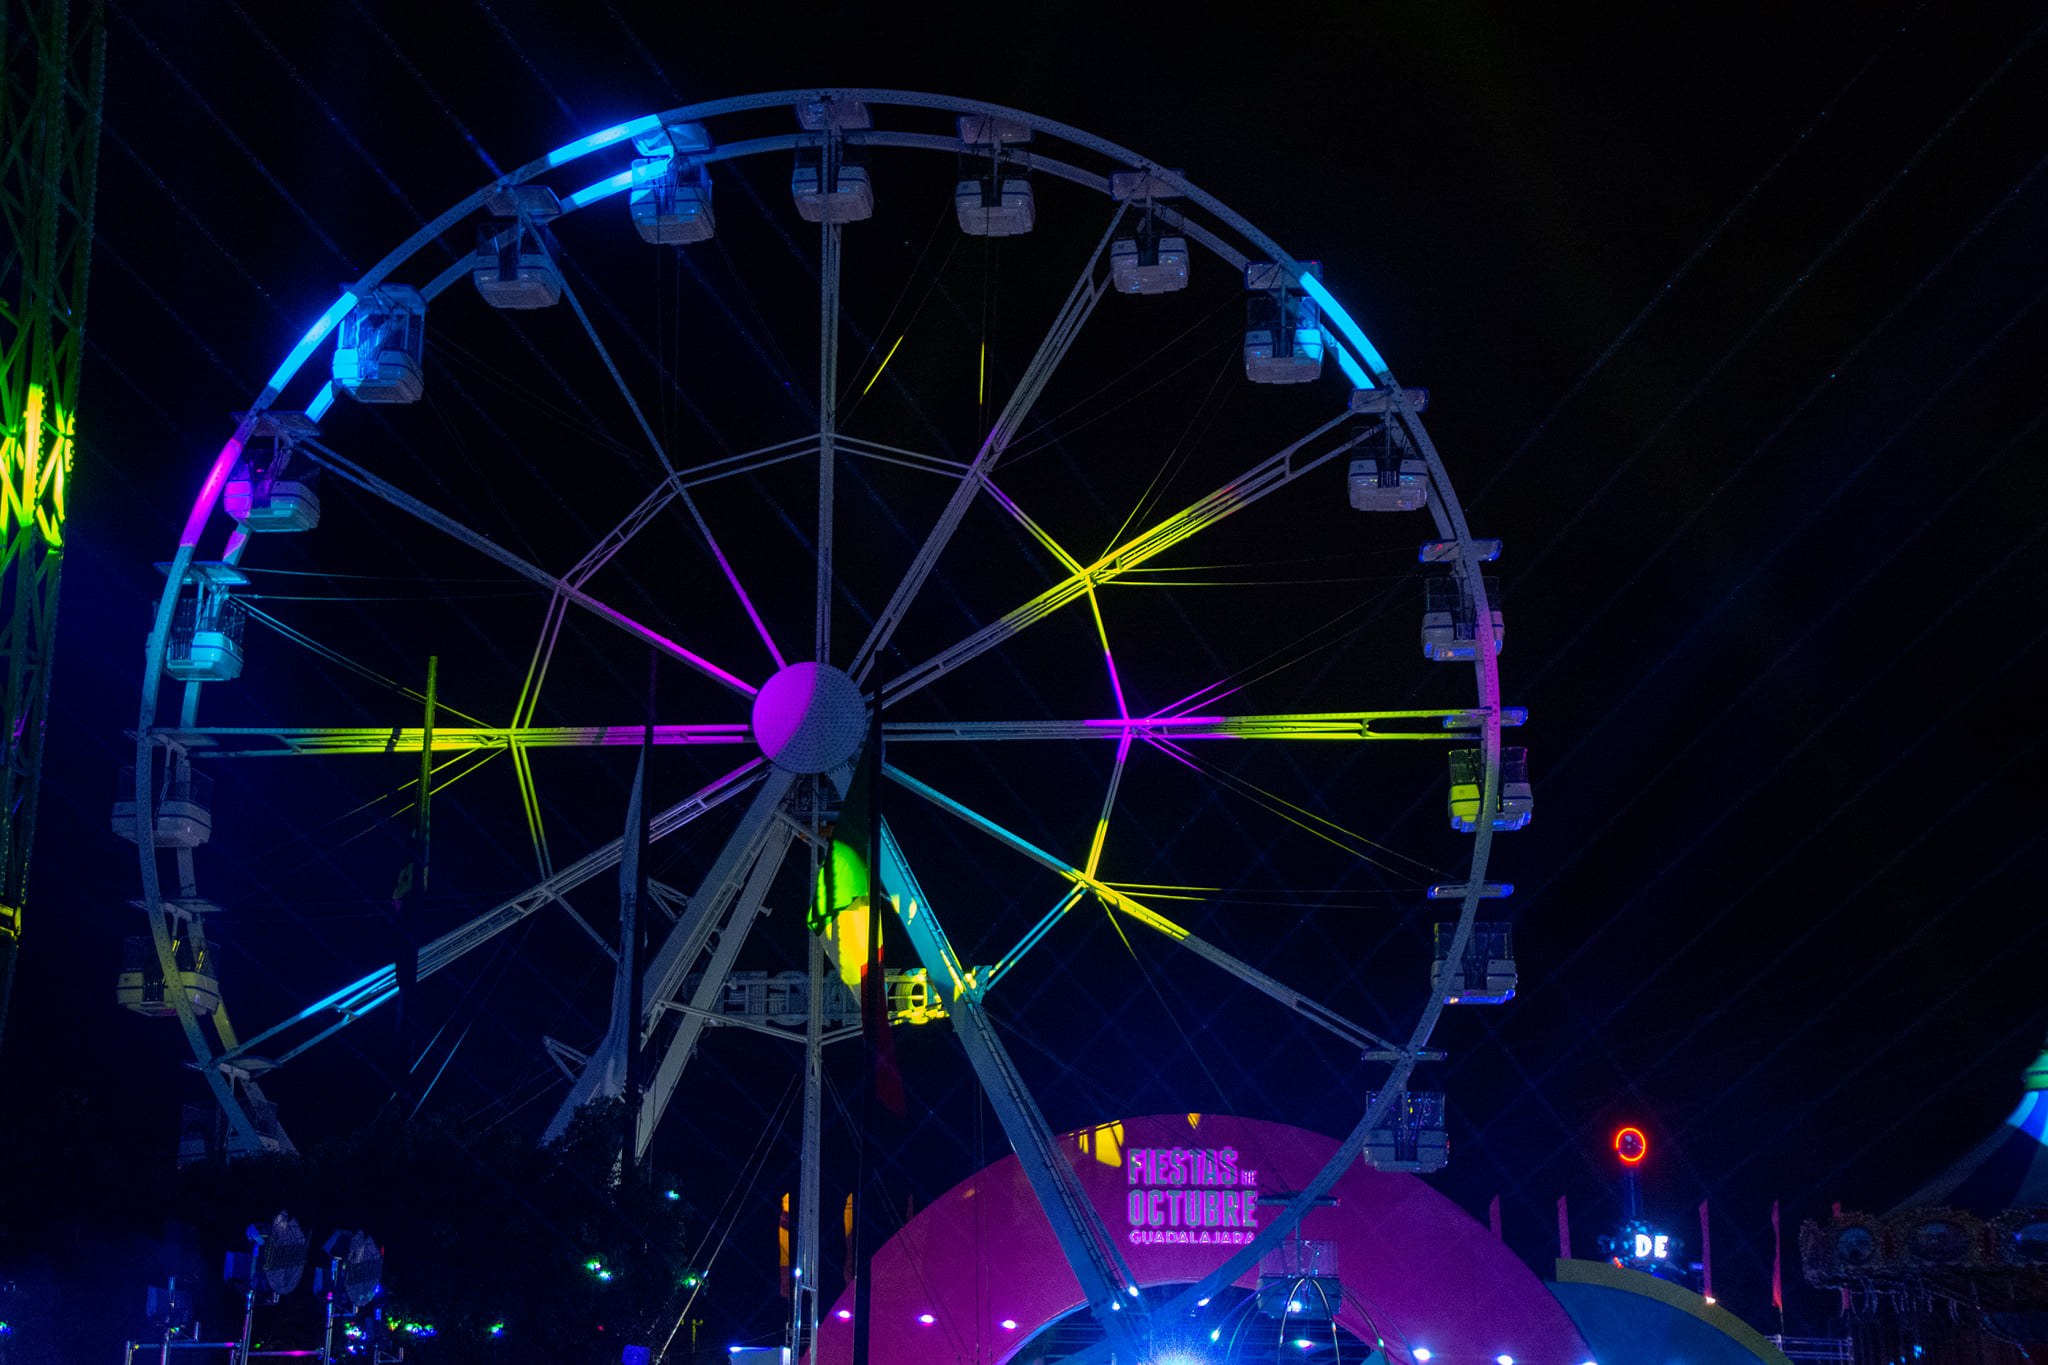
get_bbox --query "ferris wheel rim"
[126,86,1511,1325]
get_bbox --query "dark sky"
[6,0,2047,1350]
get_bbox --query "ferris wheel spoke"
[302,438,758,698]
[210,757,769,1073]
[142,722,755,757]
[1083,729,1132,882]
[849,207,1122,687]
[552,249,676,477]
[883,763,1399,1055]
[143,705,1496,755]
[817,215,842,663]
[882,708,1488,742]
[880,412,1361,709]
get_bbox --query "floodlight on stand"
[318,1229,385,1365]
[336,1230,384,1311]
[234,1211,308,1365]
[254,1210,309,1298]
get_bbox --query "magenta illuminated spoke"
[680,486,786,672]
[882,710,1478,742]
[579,592,759,698]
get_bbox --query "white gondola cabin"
[629,121,715,244]
[956,114,1034,236]
[955,174,1034,236]
[224,412,321,532]
[793,151,873,223]
[1349,453,1430,511]
[1347,386,1432,510]
[1421,573,1504,661]
[1110,222,1190,294]
[112,763,213,848]
[1446,746,1534,833]
[332,285,425,403]
[1109,170,1191,294]
[793,97,873,223]
[1431,921,1517,1004]
[160,561,250,682]
[474,185,565,309]
[1244,262,1323,383]
[1363,1090,1449,1173]
[117,931,220,1017]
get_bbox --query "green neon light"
[2,384,72,545]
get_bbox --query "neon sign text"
[1125,1146,1260,1238]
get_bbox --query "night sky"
[5,0,2047,1353]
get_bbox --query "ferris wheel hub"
[750,662,867,774]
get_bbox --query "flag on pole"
[1771,1200,1783,1311]
[1699,1199,1714,1300]
[1557,1196,1572,1261]
[1489,1196,1502,1240]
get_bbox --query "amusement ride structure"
[0,0,101,1056]
[117,89,1527,1362]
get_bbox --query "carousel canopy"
[1893,1043,2048,1216]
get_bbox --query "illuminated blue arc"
[1298,273,1391,383]
[544,115,665,168]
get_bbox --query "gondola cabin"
[1244,261,1324,383]
[1347,386,1433,509]
[793,97,874,223]
[112,762,213,848]
[1446,746,1534,833]
[223,412,321,532]
[1431,921,1517,1004]
[117,931,220,1017]
[473,185,565,309]
[1108,169,1191,292]
[1422,574,1504,661]
[1363,1090,1449,1173]
[332,285,426,403]
[629,122,716,244]
[956,114,1034,236]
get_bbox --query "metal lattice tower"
[0,0,104,1055]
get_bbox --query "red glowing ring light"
[1613,1127,1648,1165]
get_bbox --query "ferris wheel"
[119,88,1524,1357]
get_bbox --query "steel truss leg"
[635,791,797,1159]
[876,817,1146,1362]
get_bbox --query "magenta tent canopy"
[810,1112,1592,1365]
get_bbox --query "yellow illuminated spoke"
[882,413,1358,709]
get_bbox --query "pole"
[792,910,824,1358]
[237,1284,256,1365]
[320,1254,339,1365]
[622,648,652,1182]
[391,657,435,1104]
[849,702,883,1365]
